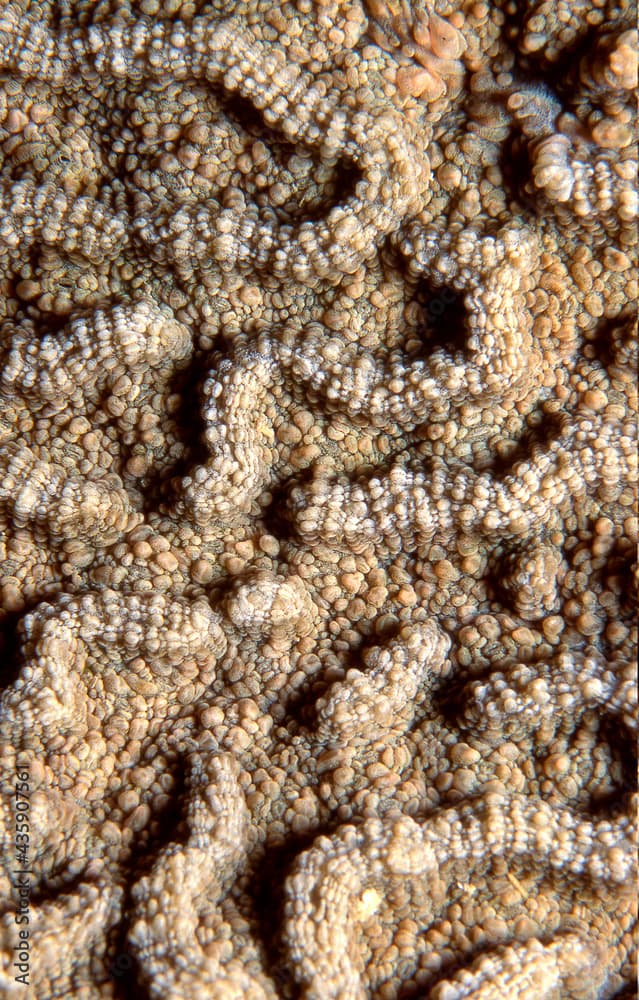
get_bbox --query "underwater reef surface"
[0,0,636,996]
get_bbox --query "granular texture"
[0,0,636,997]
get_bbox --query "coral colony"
[0,1,636,997]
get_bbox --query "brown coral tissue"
[0,0,637,996]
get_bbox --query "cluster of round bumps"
[0,0,636,998]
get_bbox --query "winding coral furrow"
[0,590,228,888]
[0,299,191,400]
[426,933,606,1000]
[0,178,127,264]
[173,352,278,525]
[174,222,544,526]
[458,650,638,742]
[287,401,635,553]
[0,7,428,285]
[1,442,138,543]
[0,0,635,995]
[0,878,124,1000]
[284,792,636,999]
[128,752,273,1000]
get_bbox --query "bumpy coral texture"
[0,0,636,997]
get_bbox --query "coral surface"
[0,0,636,997]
